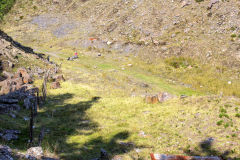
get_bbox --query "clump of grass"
[217,120,223,126]
[219,113,229,119]
[165,57,195,69]
[235,113,240,118]
[224,104,232,108]
[195,0,204,2]
[230,27,236,31]
[220,107,227,113]
[0,0,15,21]
[231,34,237,38]
[224,122,230,128]
[232,133,237,137]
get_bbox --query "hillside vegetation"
[0,0,240,160]
[1,0,240,97]
[0,0,15,21]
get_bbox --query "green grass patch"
[235,113,240,118]
[0,0,15,21]
[231,34,237,38]
[1,53,240,159]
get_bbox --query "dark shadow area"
[184,138,240,160]
[1,92,138,159]
[33,94,138,160]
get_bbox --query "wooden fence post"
[29,102,34,144]
[37,90,40,109]
[38,127,45,146]
[42,70,49,102]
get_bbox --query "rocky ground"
[0,30,64,160]
[2,0,240,66]
[1,0,240,160]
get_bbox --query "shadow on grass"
[35,93,136,160]
[184,138,240,160]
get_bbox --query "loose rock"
[0,145,13,160]
[0,130,20,141]
[53,74,65,82]
[26,147,44,159]
[50,82,61,89]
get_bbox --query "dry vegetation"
[1,0,240,159]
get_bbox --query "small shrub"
[224,123,230,128]
[165,57,195,69]
[230,27,236,31]
[219,113,229,119]
[231,34,237,38]
[220,107,227,113]
[235,113,240,118]
[195,0,204,2]
[224,104,232,108]
[0,0,16,21]
[216,120,223,126]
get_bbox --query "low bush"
[165,57,196,69]
[0,0,15,21]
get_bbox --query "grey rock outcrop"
[0,145,13,160]
[0,130,20,141]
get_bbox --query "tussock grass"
[134,56,240,97]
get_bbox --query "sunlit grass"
[36,80,240,159]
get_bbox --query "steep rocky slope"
[0,30,62,160]
[1,0,240,97]
[2,0,240,66]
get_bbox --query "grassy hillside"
[0,0,240,159]
[1,0,240,97]
[0,0,15,21]
[1,51,240,159]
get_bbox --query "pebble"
[107,41,112,45]
[24,116,30,121]
[135,148,141,153]
[171,34,176,38]
[139,131,147,137]
[9,113,16,118]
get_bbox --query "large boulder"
[145,92,174,104]
[53,74,65,82]
[145,95,159,104]
[0,80,12,95]
[0,145,13,160]
[2,61,14,70]
[17,68,32,84]
[0,130,20,141]
[157,92,173,103]
[26,147,44,159]
[50,82,61,89]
